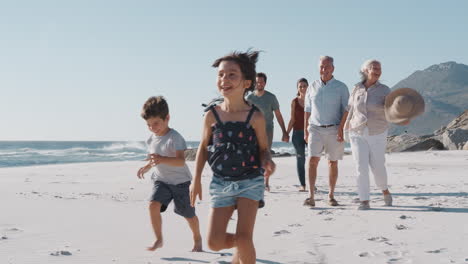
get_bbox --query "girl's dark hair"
[212,50,260,96]
[296,78,309,96]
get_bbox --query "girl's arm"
[286,99,296,135]
[189,111,215,207]
[251,111,276,177]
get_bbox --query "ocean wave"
[101,142,146,152]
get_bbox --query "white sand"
[1,151,467,264]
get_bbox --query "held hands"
[189,182,202,207]
[137,163,151,179]
[281,133,290,143]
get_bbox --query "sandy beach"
[1,150,467,264]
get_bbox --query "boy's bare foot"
[299,186,307,192]
[191,239,203,252]
[147,239,163,251]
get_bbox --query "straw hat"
[385,88,425,125]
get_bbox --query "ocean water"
[0,141,297,168]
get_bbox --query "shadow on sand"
[332,191,468,198]
[161,253,284,264]
[368,205,468,213]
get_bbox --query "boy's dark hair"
[256,72,267,83]
[212,50,259,94]
[141,96,169,120]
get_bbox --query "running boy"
[137,96,202,252]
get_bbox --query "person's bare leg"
[328,160,338,199]
[185,216,203,252]
[207,206,236,252]
[307,157,320,200]
[235,197,259,264]
[148,201,164,251]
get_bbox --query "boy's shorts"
[150,181,195,218]
[209,176,264,208]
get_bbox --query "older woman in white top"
[345,60,402,210]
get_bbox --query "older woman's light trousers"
[349,127,389,201]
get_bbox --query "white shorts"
[307,125,344,161]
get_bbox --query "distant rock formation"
[184,148,198,161]
[389,61,468,136]
[434,110,468,150]
[387,110,468,152]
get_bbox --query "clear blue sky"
[1,0,467,141]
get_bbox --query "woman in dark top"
[286,78,308,191]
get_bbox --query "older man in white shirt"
[303,56,349,207]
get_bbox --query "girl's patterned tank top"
[207,105,264,181]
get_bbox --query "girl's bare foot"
[299,186,307,192]
[191,239,203,252]
[147,239,163,251]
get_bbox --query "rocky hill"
[389,61,468,135]
[387,110,468,152]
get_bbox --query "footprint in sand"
[425,248,446,254]
[5,228,22,234]
[414,197,429,200]
[358,252,370,257]
[318,210,333,215]
[399,215,412,220]
[324,217,334,221]
[288,223,303,227]
[273,230,290,236]
[368,236,389,243]
[384,251,402,257]
[50,250,72,256]
[1,236,8,240]
[387,258,404,263]
[395,224,408,230]
[81,192,100,196]
[111,194,128,202]
[404,185,417,189]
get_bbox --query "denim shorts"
[209,176,265,208]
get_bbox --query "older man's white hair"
[319,56,334,66]
[360,59,381,81]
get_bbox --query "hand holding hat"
[385,88,425,125]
